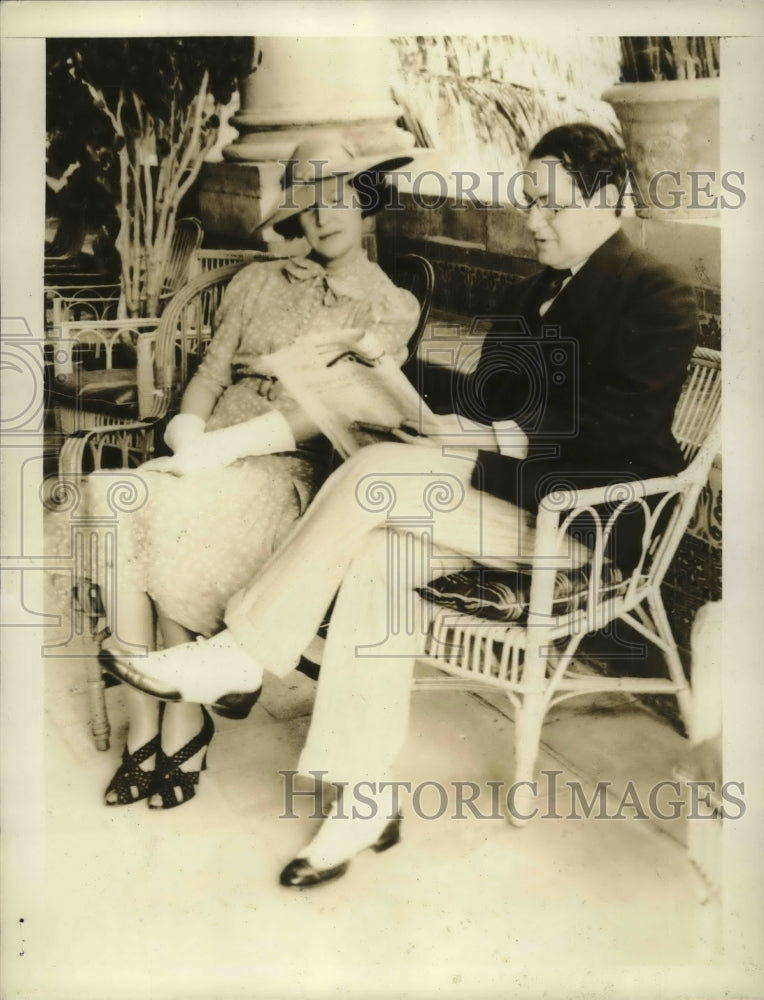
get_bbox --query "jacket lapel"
[541,229,635,332]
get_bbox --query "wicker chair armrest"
[530,432,720,622]
[57,419,159,479]
[152,262,250,402]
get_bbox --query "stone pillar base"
[197,38,415,246]
[223,120,413,165]
[198,161,283,242]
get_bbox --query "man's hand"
[392,412,500,450]
[491,419,529,460]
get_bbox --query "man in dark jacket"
[414,123,697,568]
[106,124,699,884]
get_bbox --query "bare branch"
[175,125,216,203]
[132,91,144,136]
[154,75,208,258]
[79,77,122,135]
[170,70,210,195]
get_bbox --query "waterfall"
[390,35,622,200]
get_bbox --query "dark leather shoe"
[371,814,402,853]
[279,814,402,888]
[279,857,350,888]
[210,688,262,720]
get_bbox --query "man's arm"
[469,258,698,510]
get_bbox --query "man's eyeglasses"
[516,197,568,219]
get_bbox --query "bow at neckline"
[283,254,369,306]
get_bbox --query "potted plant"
[603,37,720,219]
[47,38,254,317]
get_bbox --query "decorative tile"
[663,535,722,604]
[704,288,721,316]
[662,584,703,651]
[697,311,722,349]
[686,461,722,547]
[430,259,522,315]
[439,199,488,246]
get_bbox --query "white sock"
[303,783,399,868]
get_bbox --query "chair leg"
[509,691,547,826]
[86,654,110,751]
[647,591,694,733]
[509,640,550,826]
[73,530,111,749]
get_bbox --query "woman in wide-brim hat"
[262,131,414,238]
[88,133,420,811]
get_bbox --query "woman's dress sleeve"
[194,265,270,391]
[363,268,421,366]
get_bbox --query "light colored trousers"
[225,442,534,786]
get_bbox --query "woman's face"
[299,180,364,270]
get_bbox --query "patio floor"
[2,562,735,1000]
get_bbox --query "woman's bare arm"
[179,373,224,422]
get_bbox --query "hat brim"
[259,152,414,233]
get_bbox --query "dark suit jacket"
[411,229,699,569]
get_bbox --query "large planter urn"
[603,77,719,219]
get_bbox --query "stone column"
[198,37,414,244]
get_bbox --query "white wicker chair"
[46,220,206,475]
[413,346,721,821]
[187,247,272,277]
[54,262,261,749]
[156,217,204,308]
[45,281,121,330]
[51,261,266,481]
[49,317,162,474]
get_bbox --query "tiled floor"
[2,558,739,999]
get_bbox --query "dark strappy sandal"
[104,734,160,805]
[149,707,215,810]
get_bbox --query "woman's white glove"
[143,410,297,476]
[163,413,206,454]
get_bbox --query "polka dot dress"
[91,253,419,638]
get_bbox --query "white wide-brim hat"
[260,131,415,231]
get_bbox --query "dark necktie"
[533,267,572,315]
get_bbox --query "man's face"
[522,157,617,269]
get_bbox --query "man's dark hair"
[529,123,629,216]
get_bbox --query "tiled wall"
[378,195,722,727]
